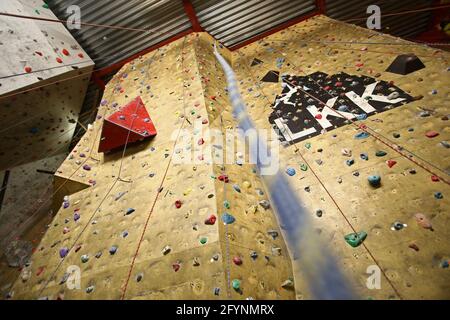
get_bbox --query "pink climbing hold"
[414,213,433,231]
[425,131,439,138]
[172,262,181,272]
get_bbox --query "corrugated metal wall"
[47,0,192,68]
[326,0,434,39]
[191,0,316,47]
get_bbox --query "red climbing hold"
[386,160,397,168]
[205,214,217,225]
[36,266,45,276]
[425,131,439,138]
[175,200,182,209]
[172,262,181,272]
[431,175,439,182]
[198,138,205,145]
[98,96,157,153]
[232,256,243,265]
[24,66,32,73]
[78,53,84,58]
[218,175,229,183]
[56,57,63,63]
[35,51,43,56]
[315,114,322,120]
[62,49,70,56]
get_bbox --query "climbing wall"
[232,15,450,299]
[0,0,94,170]
[9,31,296,300]
[8,15,449,300]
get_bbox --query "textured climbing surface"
[7,15,450,300]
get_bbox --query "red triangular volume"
[98,96,157,153]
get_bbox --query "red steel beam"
[316,0,326,14]
[229,11,320,51]
[93,28,193,79]
[183,0,202,32]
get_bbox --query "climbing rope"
[214,43,355,300]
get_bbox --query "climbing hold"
[59,248,69,258]
[233,184,241,193]
[360,153,369,161]
[213,288,220,295]
[431,175,439,182]
[341,148,352,157]
[286,167,296,176]
[24,66,32,73]
[316,209,323,217]
[175,200,182,209]
[393,133,401,138]
[344,231,367,247]
[414,213,433,231]
[82,164,91,171]
[259,200,270,210]
[281,279,295,289]
[204,214,217,225]
[125,208,135,215]
[243,181,251,189]
[408,243,419,251]
[95,251,102,259]
[192,257,200,266]
[368,175,381,187]
[221,213,235,224]
[376,151,387,157]
[346,159,354,166]
[232,279,241,291]
[355,132,369,139]
[233,256,243,265]
[62,49,70,56]
[434,192,443,199]
[109,246,118,255]
[200,237,207,244]
[386,160,397,168]
[81,255,89,263]
[74,211,80,221]
[425,131,439,138]
[391,221,407,231]
[250,251,258,260]
[441,260,449,269]
[162,246,171,255]
[267,230,278,239]
[223,200,231,209]
[218,175,229,183]
[300,163,308,171]
[86,286,95,294]
[305,142,311,149]
[136,273,144,282]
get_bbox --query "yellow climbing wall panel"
[233,15,449,299]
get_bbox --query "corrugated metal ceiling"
[326,0,434,39]
[191,0,316,47]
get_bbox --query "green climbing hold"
[232,279,241,291]
[300,163,308,171]
[344,231,367,247]
[42,3,49,9]
[375,151,387,157]
[200,237,207,245]
[223,200,230,209]
[305,142,311,149]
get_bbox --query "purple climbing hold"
[83,164,91,171]
[59,247,69,258]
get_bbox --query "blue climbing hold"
[434,192,443,199]
[360,153,369,161]
[286,167,296,176]
[368,175,381,187]
[356,113,367,120]
[355,132,369,139]
[222,213,235,225]
[338,105,349,112]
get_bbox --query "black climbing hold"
[386,54,425,75]
[251,58,264,66]
[261,70,279,83]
